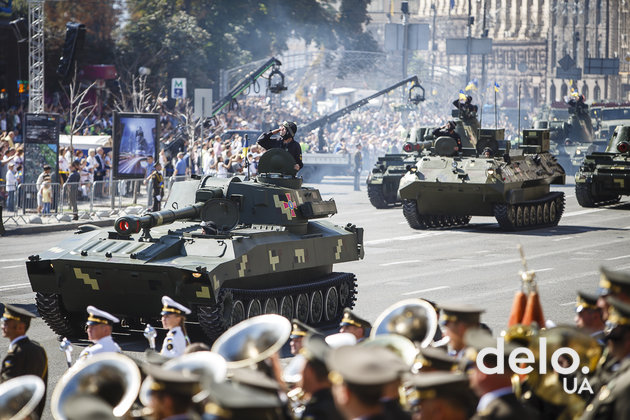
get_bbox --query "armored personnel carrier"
[26,150,364,342]
[367,127,434,208]
[398,129,566,230]
[575,125,630,207]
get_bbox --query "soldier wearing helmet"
[432,121,463,153]
[257,121,303,172]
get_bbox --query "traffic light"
[56,22,86,79]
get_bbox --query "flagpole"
[518,82,521,147]
[494,86,497,129]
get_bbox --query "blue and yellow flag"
[459,90,467,101]
[494,81,500,92]
[465,79,478,92]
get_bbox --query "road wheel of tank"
[542,202,550,223]
[575,182,598,207]
[535,204,544,225]
[402,200,427,230]
[324,287,339,321]
[309,291,324,324]
[35,292,84,339]
[522,206,531,226]
[263,298,279,314]
[548,201,557,224]
[247,299,262,318]
[515,206,524,227]
[231,300,246,326]
[493,204,514,230]
[460,215,472,226]
[367,184,389,209]
[279,296,294,319]
[295,294,309,323]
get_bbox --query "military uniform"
[339,308,371,341]
[440,303,484,358]
[473,392,540,420]
[257,121,303,170]
[78,306,121,361]
[1,304,48,418]
[353,145,362,191]
[405,371,477,419]
[142,363,202,420]
[299,334,344,420]
[581,297,630,420]
[160,296,191,358]
[414,347,458,372]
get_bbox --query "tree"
[62,68,97,151]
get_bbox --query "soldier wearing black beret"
[1,304,48,418]
[339,308,371,342]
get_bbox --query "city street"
[1,174,629,418]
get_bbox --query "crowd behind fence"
[0,175,200,224]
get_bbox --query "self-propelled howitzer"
[27,150,364,343]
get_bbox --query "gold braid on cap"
[607,311,630,327]
[340,313,362,328]
[2,311,21,321]
[440,313,458,323]
[576,297,598,310]
[87,315,109,324]
[162,306,183,315]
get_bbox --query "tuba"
[0,375,45,420]
[211,314,291,369]
[371,298,438,348]
[51,353,142,420]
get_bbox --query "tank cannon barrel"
[115,202,206,236]
[402,140,433,153]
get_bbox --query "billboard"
[112,112,159,179]
[23,113,60,184]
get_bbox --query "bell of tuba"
[211,314,291,369]
[0,375,45,420]
[51,353,142,420]
[371,298,438,348]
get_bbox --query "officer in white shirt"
[78,305,122,361]
[160,296,191,358]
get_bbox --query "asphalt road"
[1,174,629,418]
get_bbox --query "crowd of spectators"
[1,86,531,214]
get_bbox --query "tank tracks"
[402,199,471,230]
[575,182,621,208]
[35,292,84,339]
[493,192,565,230]
[197,272,358,343]
[367,183,399,209]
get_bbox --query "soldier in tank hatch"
[257,121,303,172]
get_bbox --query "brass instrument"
[371,298,438,348]
[51,353,142,420]
[211,314,291,369]
[0,375,45,420]
[360,334,419,368]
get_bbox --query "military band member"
[414,347,459,373]
[160,296,191,358]
[405,371,477,420]
[464,329,540,420]
[575,290,606,345]
[339,308,371,342]
[143,363,201,420]
[439,303,484,358]
[327,345,406,420]
[597,266,630,321]
[289,319,320,355]
[1,304,48,418]
[299,334,344,420]
[78,305,121,360]
[581,297,630,420]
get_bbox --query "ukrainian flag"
[494,82,500,92]
[459,90,467,101]
[465,79,478,91]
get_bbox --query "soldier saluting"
[1,304,48,418]
[257,121,303,172]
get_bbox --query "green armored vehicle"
[366,128,434,209]
[398,129,566,230]
[26,150,364,342]
[575,125,630,207]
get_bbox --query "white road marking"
[402,286,450,296]
[365,231,447,246]
[536,268,555,273]
[606,255,630,261]
[560,301,576,306]
[0,283,31,291]
[380,260,420,267]
[563,208,604,217]
[552,236,575,242]
[1,265,23,269]
[0,258,25,263]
